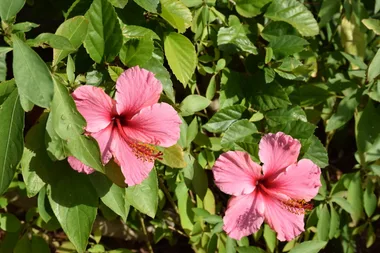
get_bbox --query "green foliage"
[0,0,379,252]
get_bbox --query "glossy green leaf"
[119,37,154,67]
[160,0,192,33]
[0,213,21,232]
[158,144,187,168]
[141,48,175,102]
[363,181,377,217]
[134,0,159,12]
[362,18,380,35]
[120,24,160,41]
[48,165,98,253]
[318,0,341,27]
[0,0,25,21]
[317,204,330,241]
[265,106,307,127]
[180,95,210,116]
[347,172,363,224]
[0,52,7,82]
[217,17,257,55]
[125,169,158,218]
[250,80,291,111]
[20,148,45,197]
[164,32,196,85]
[221,119,258,148]
[265,0,319,36]
[302,135,329,168]
[175,181,194,233]
[329,204,340,239]
[326,89,361,132]
[108,0,129,8]
[0,89,24,195]
[235,0,271,18]
[203,105,246,133]
[84,0,123,63]
[263,224,276,252]
[288,241,327,253]
[53,16,89,65]
[12,35,54,108]
[27,33,75,50]
[237,246,266,253]
[368,48,380,82]
[269,35,308,59]
[90,172,130,221]
[49,76,104,172]
[356,101,380,155]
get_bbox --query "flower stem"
[139,213,154,253]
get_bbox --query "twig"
[139,213,154,253]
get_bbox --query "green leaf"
[206,75,216,100]
[362,18,380,35]
[0,51,7,82]
[249,80,291,111]
[108,0,129,8]
[265,0,319,37]
[45,113,69,161]
[269,35,308,59]
[20,148,45,197]
[164,32,196,85]
[331,196,354,214]
[317,204,330,241]
[27,33,75,50]
[302,135,329,168]
[203,105,246,133]
[221,119,258,148]
[368,48,380,82]
[263,224,277,253]
[356,101,380,155]
[235,0,271,18]
[318,0,341,27]
[341,52,367,70]
[0,213,21,232]
[363,181,376,217]
[160,0,192,33]
[48,165,98,253]
[261,21,298,42]
[265,106,307,127]
[53,16,89,66]
[288,241,327,253]
[108,66,124,82]
[49,76,104,172]
[183,153,208,199]
[175,181,194,233]
[0,89,24,195]
[158,144,187,168]
[125,169,158,218]
[0,0,25,21]
[329,204,340,239]
[89,172,130,221]
[134,0,159,12]
[119,37,154,67]
[217,17,257,55]
[141,48,175,102]
[271,120,315,140]
[289,83,332,107]
[12,22,39,33]
[180,95,210,116]
[326,89,361,132]
[120,24,160,41]
[347,172,363,224]
[12,35,54,108]
[84,0,123,63]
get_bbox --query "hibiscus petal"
[267,159,321,202]
[259,132,301,178]
[263,193,305,241]
[91,123,114,164]
[115,66,162,118]
[72,85,114,133]
[223,191,265,240]
[68,156,95,174]
[122,103,181,147]
[213,151,262,196]
[111,130,154,186]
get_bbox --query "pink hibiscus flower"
[68,66,182,186]
[212,132,321,241]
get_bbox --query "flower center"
[114,117,163,162]
[281,199,313,215]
